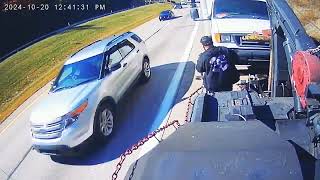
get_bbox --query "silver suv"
[30,32,151,155]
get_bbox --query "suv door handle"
[123,63,128,68]
[136,50,140,53]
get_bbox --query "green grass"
[0,3,172,122]
[288,0,320,41]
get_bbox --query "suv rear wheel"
[94,103,115,142]
[140,58,151,83]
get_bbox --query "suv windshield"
[52,54,103,92]
[213,0,269,20]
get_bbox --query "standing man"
[196,36,240,94]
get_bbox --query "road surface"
[0,8,209,180]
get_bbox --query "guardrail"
[267,0,317,112]
[0,5,146,62]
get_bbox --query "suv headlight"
[63,100,88,128]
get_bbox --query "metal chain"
[307,45,320,55]
[111,120,181,180]
[185,86,204,123]
[111,86,204,180]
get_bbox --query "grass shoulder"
[288,0,320,42]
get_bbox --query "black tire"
[93,102,115,142]
[140,58,151,84]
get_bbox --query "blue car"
[159,10,175,21]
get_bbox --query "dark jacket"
[196,46,239,92]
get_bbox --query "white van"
[210,0,271,65]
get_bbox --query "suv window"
[53,54,103,91]
[109,49,123,66]
[118,40,135,57]
[213,0,269,20]
[131,34,143,43]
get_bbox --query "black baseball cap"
[200,36,213,46]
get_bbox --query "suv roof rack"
[107,32,133,46]
[71,39,102,57]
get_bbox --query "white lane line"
[0,91,47,136]
[150,21,199,131]
[138,21,199,157]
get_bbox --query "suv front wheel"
[94,103,115,142]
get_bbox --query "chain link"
[185,86,204,123]
[307,45,320,55]
[111,86,204,180]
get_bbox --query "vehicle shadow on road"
[172,16,183,20]
[51,61,195,165]
[161,16,183,21]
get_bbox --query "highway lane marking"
[0,91,47,136]
[150,21,199,131]
[138,21,200,157]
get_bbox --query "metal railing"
[267,0,317,112]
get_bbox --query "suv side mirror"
[50,81,56,92]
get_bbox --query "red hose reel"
[292,51,320,108]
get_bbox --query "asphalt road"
[0,7,210,180]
